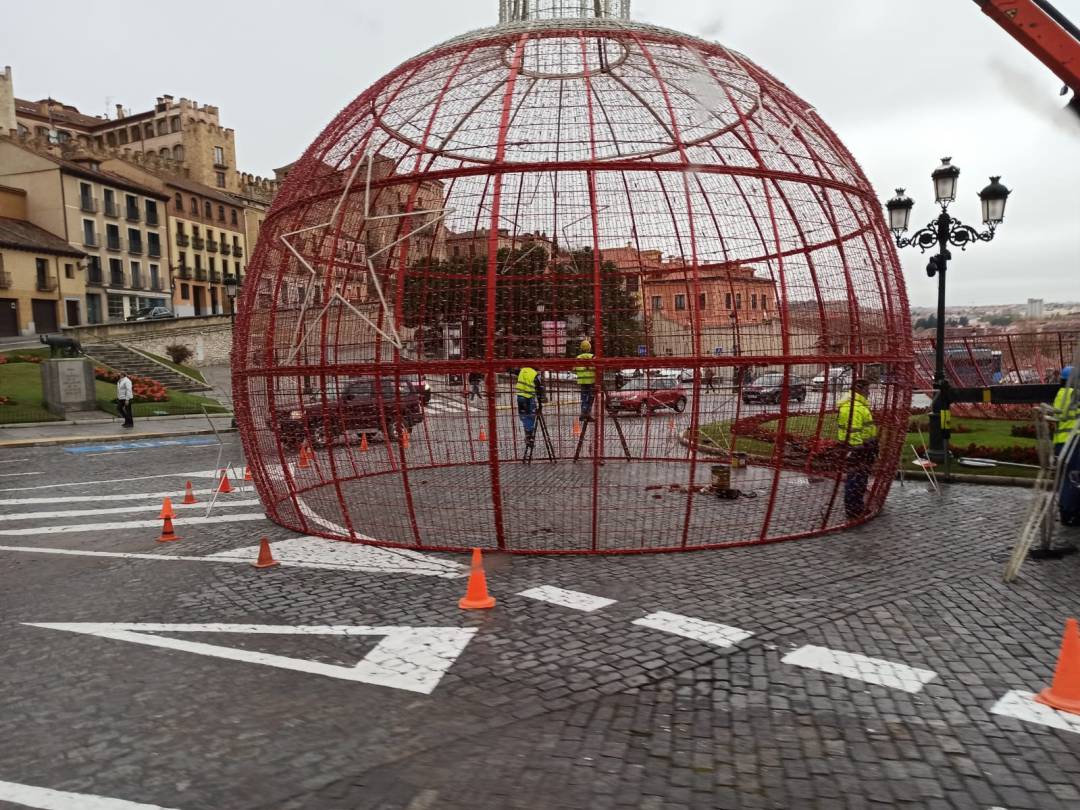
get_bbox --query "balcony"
[148,243,161,258]
[128,240,143,256]
[129,276,144,290]
[220,242,232,256]
[106,236,122,252]
[192,236,205,250]
[233,245,243,258]
[110,273,126,288]
[82,231,99,247]
[80,197,98,213]
[36,275,58,292]
[150,280,164,292]
[104,200,119,218]
[146,212,159,227]
[210,270,222,284]
[0,271,11,289]
[125,207,141,222]
[207,240,218,253]
[177,265,193,280]
[87,268,104,285]
[175,232,190,247]
[195,267,208,281]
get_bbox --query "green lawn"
[93,381,227,418]
[697,414,1041,479]
[132,348,208,384]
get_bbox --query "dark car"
[276,377,425,449]
[742,373,807,404]
[126,306,174,322]
[606,377,687,417]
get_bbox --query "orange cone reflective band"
[458,547,496,610]
[217,471,233,493]
[158,498,178,543]
[1036,618,1080,715]
[182,481,197,504]
[252,537,281,569]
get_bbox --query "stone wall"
[63,315,233,365]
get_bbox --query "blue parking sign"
[637,345,647,356]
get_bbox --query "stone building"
[0,184,86,336]
[0,140,170,325]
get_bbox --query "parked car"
[811,367,852,391]
[126,306,174,322]
[606,377,687,417]
[742,373,808,404]
[275,376,425,449]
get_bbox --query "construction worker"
[1052,365,1077,458]
[516,366,546,449]
[574,339,596,422]
[836,378,878,520]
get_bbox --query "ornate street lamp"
[222,274,239,324]
[886,158,1011,467]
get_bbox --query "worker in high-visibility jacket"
[516,366,546,448]
[1053,365,1077,458]
[836,378,878,520]
[574,339,596,422]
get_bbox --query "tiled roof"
[14,97,107,129]
[0,217,85,257]
[13,145,171,200]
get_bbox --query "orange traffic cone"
[252,537,281,569]
[182,480,197,505]
[478,428,487,443]
[360,433,369,452]
[1036,618,1080,715]
[244,466,253,482]
[298,443,312,469]
[217,470,233,494]
[458,547,496,610]
[158,497,178,543]
[573,420,582,437]
[401,429,411,450]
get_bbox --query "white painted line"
[0,469,223,494]
[0,778,181,809]
[0,512,266,536]
[632,611,752,647]
[27,623,477,694]
[0,487,250,506]
[0,471,42,478]
[781,645,937,693]
[990,689,1080,734]
[0,499,261,522]
[518,585,616,612]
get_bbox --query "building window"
[82,219,96,247]
[79,182,94,211]
[203,201,212,218]
[109,258,124,287]
[87,255,102,283]
[113,130,123,146]
[674,294,686,311]
[156,119,167,136]
[230,209,238,226]
[209,256,216,272]
[147,232,161,258]
[130,260,142,288]
[158,147,169,158]
[215,172,226,188]
[190,197,198,215]
[217,205,225,221]
[127,228,142,254]
[751,293,757,310]
[698,293,706,309]
[762,297,768,311]
[143,123,154,139]
[725,292,732,310]
[174,192,183,211]
[65,263,75,279]
[130,125,140,141]
[125,194,139,220]
[107,294,125,320]
[145,200,159,226]
[170,116,181,133]
[173,145,184,161]
[181,283,190,300]
[213,146,225,165]
[35,257,48,289]
[736,293,742,310]
[651,296,662,312]
[106,224,121,251]
[195,254,202,270]
[102,188,117,217]
[150,264,160,290]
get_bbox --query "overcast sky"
[3,0,1078,307]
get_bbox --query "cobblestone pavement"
[0,435,1078,809]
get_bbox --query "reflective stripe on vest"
[1054,387,1078,445]
[574,353,595,386]
[516,367,539,398]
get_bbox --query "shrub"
[164,343,194,365]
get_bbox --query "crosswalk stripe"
[632,611,752,647]
[990,689,1080,734]
[782,645,937,693]
[0,499,261,523]
[0,513,267,536]
[0,487,250,506]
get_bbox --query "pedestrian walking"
[836,378,877,520]
[516,366,546,450]
[116,371,135,429]
[703,367,716,392]
[574,339,596,422]
[468,371,483,402]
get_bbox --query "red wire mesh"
[233,18,913,553]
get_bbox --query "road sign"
[637,345,647,356]
[713,346,726,356]
[27,623,477,694]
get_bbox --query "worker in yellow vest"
[516,366,546,449]
[574,339,596,422]
[1053,365,1077,458]
[836,378,878,520]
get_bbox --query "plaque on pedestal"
[41,358,98,416]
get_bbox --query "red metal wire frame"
[233,18,914,553]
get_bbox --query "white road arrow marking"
[0,778,181,809]
[25,623,477,694]
[782,645,938,694]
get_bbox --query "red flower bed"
[94,367,169,403]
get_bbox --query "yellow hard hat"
[580,340,592,352]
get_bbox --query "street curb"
[0,426,237,449]
[0,412,233,430]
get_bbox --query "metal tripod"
[523,408,556,464]
[573,386,632,463]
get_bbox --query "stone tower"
[0,67,16,136]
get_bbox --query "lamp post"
[886,158,1011,466]
[222,274,238,325]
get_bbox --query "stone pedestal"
[41,358,98,416]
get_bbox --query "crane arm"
[974,0,1080,98]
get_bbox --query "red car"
[606,377,687,417]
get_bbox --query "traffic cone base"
[459,547,496,610]
[182,481,197,505]
[252,537,281,569]
[1035,618,1080,716]
[158,515,179,543]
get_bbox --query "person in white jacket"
[116,372,134,428]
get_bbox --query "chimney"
[0,66,15,136]
[115,103,125,119]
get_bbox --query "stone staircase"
[83,343,212,394]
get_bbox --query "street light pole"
[886,160,1011,468]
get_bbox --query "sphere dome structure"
[234,1,913,553]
